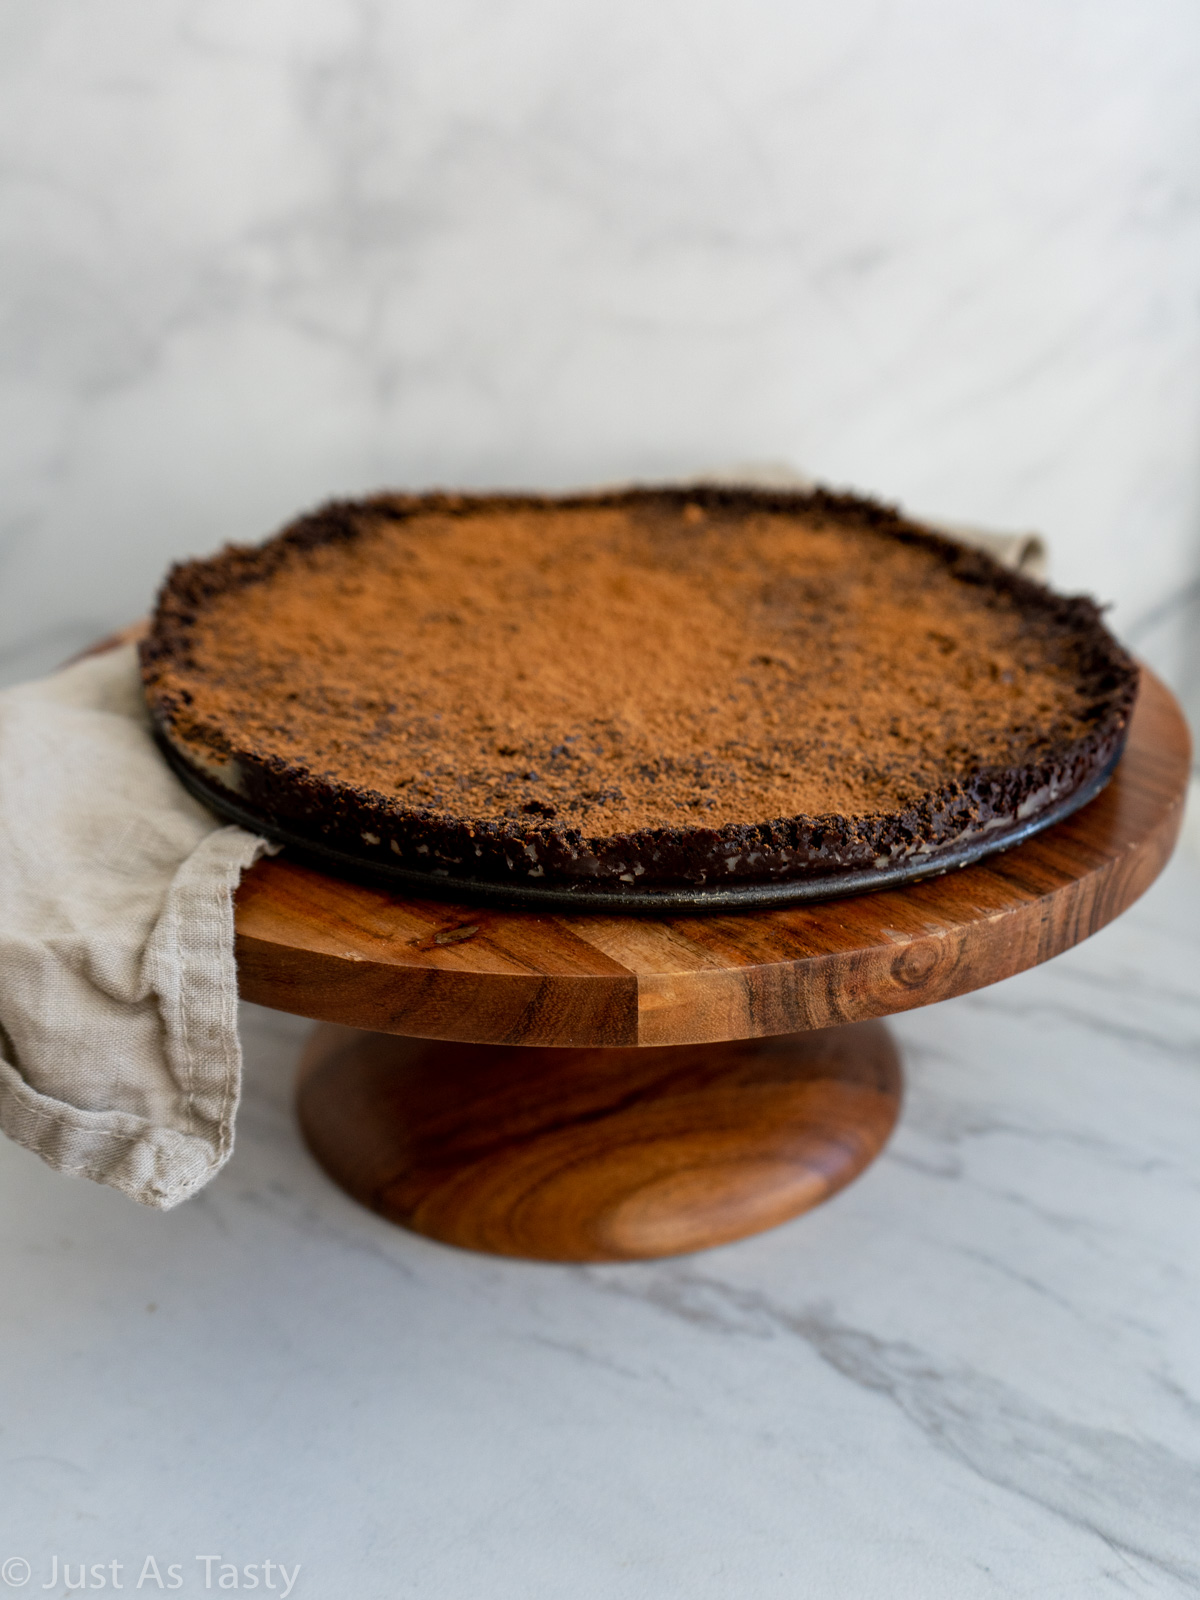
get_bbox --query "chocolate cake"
[140,486,1139,904]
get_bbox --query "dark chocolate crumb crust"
[140,485,1139,893]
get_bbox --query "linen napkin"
[0,644,271,1208]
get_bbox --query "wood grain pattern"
[296,1021,902,1260]
[237,669,1190,1048]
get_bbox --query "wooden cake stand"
[230,670,1189,1262]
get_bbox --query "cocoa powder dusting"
[151,497,1108,835]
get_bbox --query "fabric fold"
[0,645,271,1207]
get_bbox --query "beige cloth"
[0,645,271,1208]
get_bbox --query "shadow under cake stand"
[231,670,1189,1262]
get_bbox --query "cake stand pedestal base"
[296,1022,902,1261]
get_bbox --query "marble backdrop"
[1,0,1199,725]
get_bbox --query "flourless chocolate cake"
[141,486,1138,898]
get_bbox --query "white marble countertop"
[3,838,1198,1598]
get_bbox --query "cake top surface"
[144,488,1131,837]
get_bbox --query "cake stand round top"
[234,669,1190,1050]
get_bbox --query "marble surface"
[1,833,1198,1597]
[3,4,1200,1595]
[1,2,1200,718]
